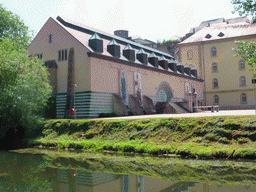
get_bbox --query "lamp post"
[194,91,197,112]
[74,84,77,119]
[252,78,256,115]
[188,91,192,112]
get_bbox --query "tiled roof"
[180,21,256,44]
[52,16,202,81]
[55,16,174,60]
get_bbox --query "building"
[179,16,256,109]
[28,16,203,118]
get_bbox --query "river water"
[1,148,256,192]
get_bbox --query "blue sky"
[3,0,239,42]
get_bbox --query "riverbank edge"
[30,115,256,159]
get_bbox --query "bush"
[43,95,56,119]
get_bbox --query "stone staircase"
[169,102,190,114]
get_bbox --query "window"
[34,54,42,59]
[211,47,217,56]
[240,76,246,87]
[49,34,52,43]
[212,62,218,72]
[241,93,247,104]
[213,95,219,105]
[58,49,68,61]
[213,78,218,88]
[218,32,225,37]
[239,60,245,70]
[205,34,212,39]
[187,50,193,60]
[119,71,127,104]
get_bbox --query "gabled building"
[28,16,203,118]
[179,17,256,109]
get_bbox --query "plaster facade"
[28,16,204,118]
[179,20,256,109]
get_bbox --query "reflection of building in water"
[53,168,256,192]
[55,168,198,192]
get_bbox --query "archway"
[157,81,173,102]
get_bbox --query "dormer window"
[218,32,224,37]
[205,34,212,39]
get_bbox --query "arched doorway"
[157,81,173,102]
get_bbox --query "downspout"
[202,43,207,105]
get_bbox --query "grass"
[31,115,256,159]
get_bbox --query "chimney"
[114,30,129,39]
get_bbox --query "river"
[1,148,256,192]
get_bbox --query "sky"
[3,0,240,42]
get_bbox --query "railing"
[193,105,219,112]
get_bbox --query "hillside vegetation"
[32,115,256,159]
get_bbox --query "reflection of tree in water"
[0,152,51,191]
[160,182,197,192]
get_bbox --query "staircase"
[169,102,189,114]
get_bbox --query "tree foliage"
[234,40,256,77]
[0,37,52,142]
[232,0,256,18]
[0,4,31,48]
[231,1,256,77]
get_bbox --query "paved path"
[104,110,256,120]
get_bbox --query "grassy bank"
[31,115,256,159]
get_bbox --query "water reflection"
[0,150,256,192]
[54,169,198,192]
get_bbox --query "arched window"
[212,62,218,72]
[241,93,247,104]
[213,78,218,88]
[213,95,219,105]
[239,60,245,70]
[240,76,246,87]
[211,47,217,57]
[187,50,193,60]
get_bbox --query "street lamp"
[188,91,192,112]
[194,91,197,112]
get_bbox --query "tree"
[232,1,256,77]
[0,4,31,48]
[0,37,52,147]
[234,40,256,77]
[232,0,256,18]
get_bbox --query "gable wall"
[27,18,91,93]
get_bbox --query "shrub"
[204,133,218,141]
[237,137,250,144]
[218,137,230,144]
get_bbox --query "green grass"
[31,115,256,159]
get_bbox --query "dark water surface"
[1,148,256,192]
